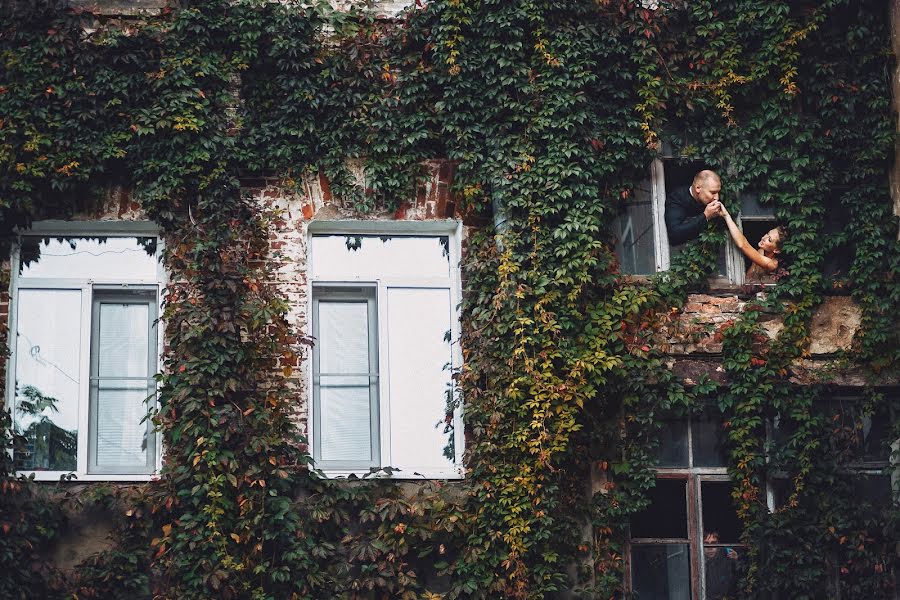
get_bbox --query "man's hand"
[704,200,722,220]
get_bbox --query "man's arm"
[665,200,708,245]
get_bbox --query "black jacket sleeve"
[665,189,708,245]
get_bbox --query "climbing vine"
[1,1,897,599]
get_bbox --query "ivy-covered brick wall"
[1,1,898,599]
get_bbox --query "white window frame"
[6,221,164,482]
[307,220,465,480]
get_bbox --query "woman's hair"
[772,226,786,251]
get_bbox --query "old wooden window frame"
[627,412,747,599]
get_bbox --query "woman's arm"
[721,208,778,271]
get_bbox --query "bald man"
[665,170,723,245]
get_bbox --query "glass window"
[614,179,657,275]
[19,236,158,280]
[310,232,461,477]
[632,544,692,600]
[313,289,379,468]
[89,291,158,475]
[12,231,161,479]
[13,289,81,471]
[631,409,746,599]
[692,412,729,468]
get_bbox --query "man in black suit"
[665,169,723,245]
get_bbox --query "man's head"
[691,170,721,205]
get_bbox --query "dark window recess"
[664,160,729,278]
[701,481,743,544]
[654,419,690,467]
[855,475,894,509]
[692,412,730,468]
[770,477,793,510]
[822,399,894,465]
[631,479,688,539]
[822,196,852,281]
[704,547,743,600]
[738,220,777,271]
[632,544,691,600]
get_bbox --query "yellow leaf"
[230,533,241,543]
[282,366,293,377]
[193,455,201,466]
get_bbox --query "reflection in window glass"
[692,411,729,468]
[19,236,158,280]
[632,544,691,600]
[654,419,689,467]
[614,180,656,275]
[311,235,450,281]
[14,289,81,471]
[631,479,688,539]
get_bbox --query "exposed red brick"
[318,171,332,203]
[302,204,314,220]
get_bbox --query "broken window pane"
[631,478,688,539]
[692,411,729,468]
[653,419,689,467]
[632,544,691,600]
[614,179,657,275]
[701,481,743,544]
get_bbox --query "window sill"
[16,472,158,483]
[315,467,465,481]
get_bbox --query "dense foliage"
[0,0,897,598]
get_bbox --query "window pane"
[714,244,729,278]
[631,544,691,600]
[631,479,688,539]
[318,301,370,374]
[95,384,150,468]
[614,180,656,275]
[98,303,149,378]
[19,236,157,280]
[701,481,743,544]
[311,235,450,281]
[320,386,373,462]
[91,299,154,472]
[14,289,81,471]
[855,474,893,509]
[704,546,743,600]
[692,412,729,467]
[386,287,455,472]
[654,419,689,467]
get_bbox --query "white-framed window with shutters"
[308,220,464,479]
[6,221,163,481]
